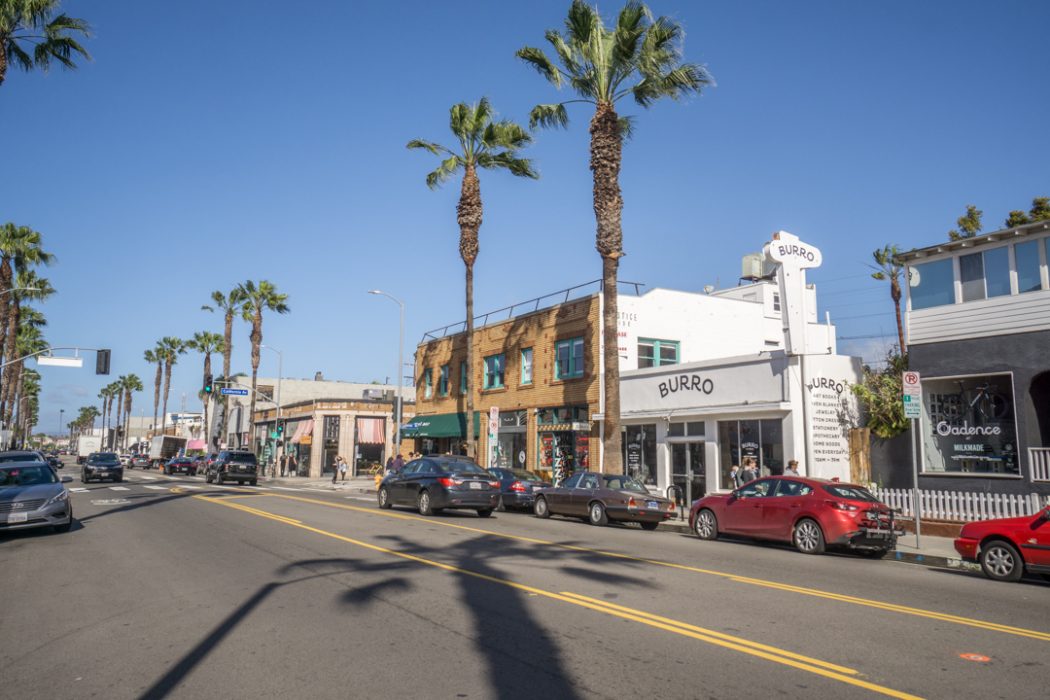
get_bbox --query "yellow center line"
[255,493,1050,643]
[194,494,920,700]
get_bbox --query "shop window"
[622,424,657,485]
[555,337,584,379]
[638,338,679,369]
[909,258,954,310]
[520,348,533,385]
[718,419,785,489]
[921,374,1018,476]
[423,369,433,399]
[460,361,467,393]
[1015,240,1042,293]
[438,365,449,396]
[483,354,504,389]
[668,421,704,438]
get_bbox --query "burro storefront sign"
[658,374,714,398]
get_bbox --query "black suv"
[206,450,258,486]
[82,452,124,483]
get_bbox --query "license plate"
[7,512,28,523]
[469,482,482,490]
[647,501,659,509]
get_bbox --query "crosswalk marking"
[141,476,158,481]
[179,485,201,490]
[143,485,168,490]
[110,486,130,491]
[69,487,88,493]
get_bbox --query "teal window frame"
[438,364,449,396]
[638,338,680,368]
[555,337,585,380]
[520,348,533,385]
[423,368,433,399]
[483,354,505,390]
[460,361,467,393]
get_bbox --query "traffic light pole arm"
[0,346,105,370]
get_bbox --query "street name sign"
[220,388,249,396]
[902,371,921,419]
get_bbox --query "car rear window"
[440,461,486,475]
[602,475,649,494]
[822,484,878,501]
[227,452,257,464]
[511,469,544,482]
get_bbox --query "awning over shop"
[401,412,480,439]
[356,417,386,445]
[291,419,314,444]
[186,439,206,451]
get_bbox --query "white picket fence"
[875,487,1050,522]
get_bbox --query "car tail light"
[437,477,454,488]
[826,500,859,512]
[509,481,527,492]
[488,480,500,489]
[627,497,637,509]
[667,501,677,511]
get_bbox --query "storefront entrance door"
[671,442,705,503]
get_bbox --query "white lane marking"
[179,485,201,490]
[69,487,89,493]
[272,486,303,491]
[301,488,332,493]
[144,485,168,490]
[345,496,375,502]
[110,486,131,491]
[141,476,159,481]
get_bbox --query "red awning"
[356,417,385,445]
[186,439,206,451]
[291,419,314,444]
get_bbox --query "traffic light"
[203,374,213,394]
[95,349,111,375]
[276,422,284,437]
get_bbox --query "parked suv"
[206,450,258,486]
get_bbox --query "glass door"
[671,442,705,503]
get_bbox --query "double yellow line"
[196,493,921,699]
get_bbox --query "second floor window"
[439,364,449,396]
[638,338,679,368]
[460,361,467,393]
[484,354,504,389]
[521,348,533,385]
[423,369,433,399]
[555,337,584,379]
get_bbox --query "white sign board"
[36,356,84,368]
[902,371,921,419]
[763,230,822,356]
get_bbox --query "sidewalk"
[264,474,377,494]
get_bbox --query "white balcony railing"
[1031,447,1050,482]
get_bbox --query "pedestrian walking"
[728,464,742,489]
[337,455,349,482]
[392,453,405,472]
[784,460,800,476]
[279,454,288,478]
[741,458,758,484]
[385,456,394,473]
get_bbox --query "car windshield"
[822,484,879,502]
[0,453,40,463]
[0,465,58,487]
[511,469,544,482]
[91,454,121,465]
[602,475,650,494]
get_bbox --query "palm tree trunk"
[218,311,233,449]
[0,300,20,421]
[202,353,211,449]
[0,41,7,87]
[114,392,124,451]
[458,165,482,460]
[152,361,162,438]
[0,257,12,376]
[891,280,906,357]
[161,362,172,437]
[591,101,625,474]
[248,311,262,452]
[7,362,22,447]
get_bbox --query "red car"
[953,504,1050,582]
[689,476,899,556]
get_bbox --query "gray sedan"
[0,462,75,534]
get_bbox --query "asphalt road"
[2,459,1048,700]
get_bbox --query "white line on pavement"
[179,485,201,490]
[109,486,130,491]
[141,476,158,481]
[272,486,303,491]
[344,496,375,502]
[144,485,168,490]
[69,487,88,493]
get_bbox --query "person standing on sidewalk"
[784,460,800,476]
[728,465,742,489]
[741,458,758,484]
[338,456,348,482]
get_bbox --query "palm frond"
[477,152,539,180]
[618,115,636,140]
[484,120,533,150]
[612,2,646,69]
[544,30,580,77]
[472,97,493,136]
[528,103,569,130]
[565,0,600,46]
[516,46,562,88]
[406,139,448,155]
[425,156,462,189]
[6,41,34,72]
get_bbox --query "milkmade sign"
[902,371,921,419]
[220,388,249,396]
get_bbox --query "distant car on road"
[486,467,551,512]
[0,462,74,534]
[205,450,258,486]
[164,457,197,476]
[129,454,151,469]
[377,456,499,517]
[689,477,899,556]
[954,505,1050,582]
[534,471,676,530]
[81,452,124,483]
[119,454,132,466]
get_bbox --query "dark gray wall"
[870,431,914,489]
[907,330,1050,496]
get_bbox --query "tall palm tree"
[113,375,129,449]
[98,383,115,448]
[143,346,163,437]
[158,337,184,437]
[0,0,90,86]
[408,98,538,459]
[0,223,54,374]
[203,287,245,448]
[8,318,44,447]
[518,1,711,472]
[187,331,224,450]
[0,272,53,420]
[120,374,143,451]
[104,381,120,450]
[236,280,289,443]
[871,245,907,357]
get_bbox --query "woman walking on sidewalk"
[334,455,348,483]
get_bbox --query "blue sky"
[3,0,1048,435]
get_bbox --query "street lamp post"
[59,409,64,448]
[368,290,404,462]
[260,344,283,475]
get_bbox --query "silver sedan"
[0,462,74,534]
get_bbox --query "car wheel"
[204,471,212,483]
[53,517,73,534]
[639,521,660,531]
[477,508,493,518]
[980,539,1024,582]
[496,495,506,512]
[215,472,224,485]
[115,476,123,483]
[694,509,719,540]
[249,479,257,486]
[793,518,826,555]
[417,490,433,516]
[859,548,890,559]
[378,486,392,509]
[80,472,89,483]
[534,496,550,519]
[588,501,608,526]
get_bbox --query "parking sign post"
[902,371,922,548]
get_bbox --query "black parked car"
[164,457,197,476]
[205,450,258,486]
[377,456,499,517]
[81,452,124,483]
[486,467,551,511]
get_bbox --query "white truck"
[149,435,187,469]
[76,435,102,464]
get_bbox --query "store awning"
[401,412,480,439]
[186,439,206,451]
[291,419,314,444]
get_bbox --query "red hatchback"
[689,476,899,556]
[953,504,1050,582]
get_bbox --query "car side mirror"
[61,475,73,483]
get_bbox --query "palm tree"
[871,245,907,357]
[236,280,289,445]
[113,375,129,449]
[0,270,53,420]
[104,381,120,450]
[407,98,538,459]
[158,337,184,437]
[186,331,224,450]
[143,346,163,437]
[120,374,143,451]
[0,0,91,86]
[518,1,711,473]
[98,383,115,449]
[8,318,44,447]
[0,223,54,373]
[203,287,245,448]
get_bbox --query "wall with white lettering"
[801,354,863,479]
[620,354,789,412]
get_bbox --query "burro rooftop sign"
[767,233,823,268]
[763,230,823,356]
